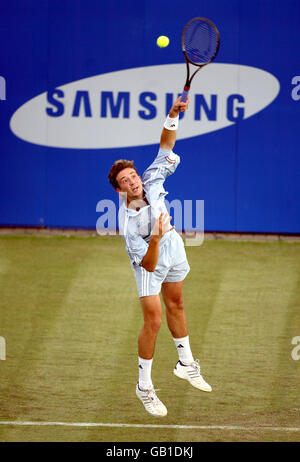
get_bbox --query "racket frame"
[181,17,220,101]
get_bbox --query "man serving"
[108,96,212,417]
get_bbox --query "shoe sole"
[173,368,212,392]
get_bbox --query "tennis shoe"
[136,383,167,417]
[174,359,212,392]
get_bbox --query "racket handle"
[180,87,190,102]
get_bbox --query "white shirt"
[118,148,180,266]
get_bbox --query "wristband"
[163,115,179,131]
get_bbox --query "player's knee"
[151,316,162,333]
[146,314,162,334]
[168,296,184,313]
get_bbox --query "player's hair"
[108,159,139,190]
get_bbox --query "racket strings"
[184,20,218,64]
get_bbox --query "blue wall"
[0,0,299,233]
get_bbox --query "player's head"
[108,159,143,201]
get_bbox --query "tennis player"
[108,96,212,417]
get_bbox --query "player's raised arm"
[160,96,189,151]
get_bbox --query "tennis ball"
[157,35,169,48]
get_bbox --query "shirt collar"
[119,190,150,216]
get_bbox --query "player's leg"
[138,294,162,361]
[161,280,212,392]
[161,280,194,363]
[161,280,187,338]
[136,294,167,416]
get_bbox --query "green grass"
[0,235,299,442]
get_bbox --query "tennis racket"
[181,17,220,102]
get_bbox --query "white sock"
[138,357,153,390]
[173,336,194,365]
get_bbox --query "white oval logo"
[10,63,280,149]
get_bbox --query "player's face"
[116,168,143,201]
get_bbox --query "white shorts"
[133,230,190,297]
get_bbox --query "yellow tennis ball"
[157,35,169,48]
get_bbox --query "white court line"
[0,421,299,432]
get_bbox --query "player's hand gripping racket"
[181,17,220,102]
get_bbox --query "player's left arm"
[160,96,189,151]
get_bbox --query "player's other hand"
[169,96,189,117]
[152,213,175,239]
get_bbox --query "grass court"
[0,234,299,442]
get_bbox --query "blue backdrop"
[0,0,299,233]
